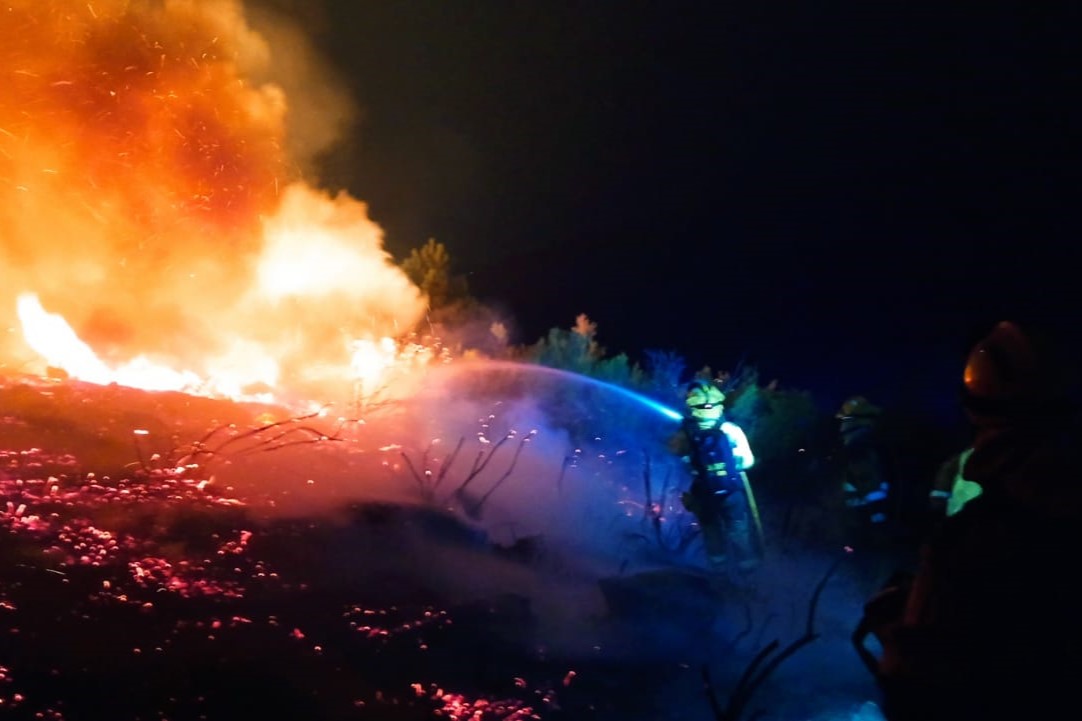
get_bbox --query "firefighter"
[928,446,981,518]
[669,379,762,572]
[836,395,891,541]
[853,320,1082,720]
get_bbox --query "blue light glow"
[452,360,684,422]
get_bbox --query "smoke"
[215,368,677,562]
[0,0,425,389]
[192,359,696,656]
[241,1,357,176]
[194,358,884,676]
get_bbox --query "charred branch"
[398,428,534,515]
[703,552,847,721]
[461,430,536,519]
[454,431,515,494]
[139,410,352,476]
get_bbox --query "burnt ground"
[0,376,898,721]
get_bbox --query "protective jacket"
[929,447,981,517]
[671,417,759,570]
[855,322,1082,720]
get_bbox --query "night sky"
[261,1,1080,413]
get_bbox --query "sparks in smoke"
[1,0,428,403]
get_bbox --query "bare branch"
[166,410,347,475]
[453,431,514,494]
[470,432,535,513]
[706,552,847,720]
[432,437,466,493]
[400,451,428,492]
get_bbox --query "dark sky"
[265,1,1080,412]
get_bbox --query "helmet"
[685,380,725,426]
[836,396,881,420]
[962,321,1073,422]
[836,395,881,446]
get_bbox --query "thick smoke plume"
[0,0,425,393]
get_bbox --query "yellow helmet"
[685,380,725,425]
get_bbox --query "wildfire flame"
[1,0,430,404]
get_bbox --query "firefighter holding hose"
[670,379,763,573]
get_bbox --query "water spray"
[442,360,684,422]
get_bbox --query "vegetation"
[393,237,955,527]
[396,239,823,468]
[400,237,469,313]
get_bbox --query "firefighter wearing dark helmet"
[669,379,761,572]
[959,320,1078,499]
[853,320,1082,721]
[835,395,891,540]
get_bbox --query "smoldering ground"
[0,359,884,719]
[194,359,881,694]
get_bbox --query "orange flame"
[1,1,429,403]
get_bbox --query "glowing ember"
[0,437,562,719]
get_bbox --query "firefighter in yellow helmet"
[669,379,762,572]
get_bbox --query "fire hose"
[740,470,766,556]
